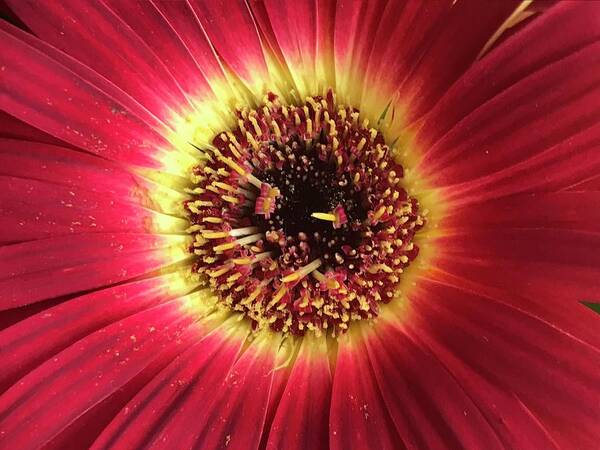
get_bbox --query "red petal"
[0,273,183,393]
[565,173,600,191]
[0,139,186,226]
[6,0,193,119]
[370,321,560,449]
[153,0,231,83]
[417,2,600,147]
[190,0,269,86]
[102,328,278,450]
[91,319,245,450]
[407,280,600,449]
[0,233,187,309]
[188,333,279,450]
[432,226,600,349]
[0,111,73,147]
[440,123,600,205]
[0,301,194,449]
[0,139,186,242]
[446,191,600,232]
[42,327,203,450]
[392,1,523,121]
[0,175,178,243]
[266,337,331,450]
[250,0,336,94]
[103,0,213,101]
[0,24,172,167]
[0,140,136,196]
[329,327,403,450]
[334,0,517,117]
[417,41,600,188]
[258,345,293,450]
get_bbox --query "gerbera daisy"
[1,0,599,449]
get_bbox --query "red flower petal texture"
[1,1,599,449]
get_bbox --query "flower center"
[185,90,425,336]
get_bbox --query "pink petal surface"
[0,139,139,196]
[92,319,244,450]
[153,0,230,84]
[0,233,187,309]
[103,0,213,101]
[330,329,403,450]
[389,0,520,121]
[370,321,561,449]
[266,338,331,450]
[417,41,600,187]
[0,1,599,449]
[416,2,600,146]
[334,0,518,117]
[405,280,600,449]
[5,0,193,120]
[42,326,204,450]
[0,273,184,393]
[0,24,173,167]
[180,333,278,450]
[0,300,195,448]
[251,0,336,91]
[0,110,74,147]
[0,175,162,243]
[440,122,600,206]
[431,226,600,350]
[366,324,506,449]
[189,0,269,86]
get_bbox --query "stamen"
[311,212,336,222]
[185,89,425,336]
[282,258,323,283]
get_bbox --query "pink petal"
[369,321,561,449]
[417,40,600,188]
[0,301,195,449]
[185,333,279,450]
[333,0,518,117]
[190,0,269,86]
[440,123,600,205]
[0,273,184,393]
[41,326,203,450]
[97,327,279,450]
[0,110,74,147]
[367,323,507,449]
[0,233,187,309]
[0,139,148,199]
[266,337,331,450]
[391,0,523,121]
[406,280,600,449]
[153,0,231,83]
[0,139,186,242]
[91,320,245,449]
[446,191,600,233]
[329,328,403,449]
[431,226,600,349]
[6,0,193,119]
[0,23,173,167]
[0,175,179,243]
[417,2,600,147]
[258,347,293,450]
[103,0,214,100]
[251,0,336,92]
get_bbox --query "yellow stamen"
[311,212,336,222]
[282,258,323,283]
[201,231,228,239]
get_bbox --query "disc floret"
[184,90,425,336]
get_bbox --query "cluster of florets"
[184,91,425,336]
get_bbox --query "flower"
[1,1,599,449]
